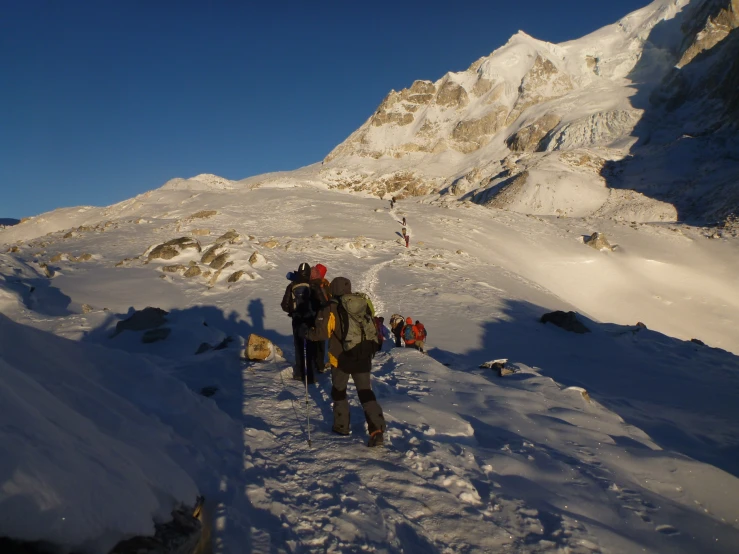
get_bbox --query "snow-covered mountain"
[249,0,737,223]
[2,1,739,553]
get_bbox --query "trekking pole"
[303,338,312,447]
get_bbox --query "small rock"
[216,229,241,245]
[38,262,54,278]
[248,251,267,268]
[584,232,612,251]
[540,311,591,334]
[184,265,202,278]
[63,231,75,239]
[200,386,218,397]
[262,239,279,249]
[188,210,217,219]
[163,237,201,252]
[162,264,187,273]
[456,249,468,256]
[425,263,438,269]
[81,304,94,314]
[191,229,211,236]
[6,246,20,253]
[50,253,65,263]
[113,307,168,336]
[228,270,246,283]
[142,327,171,343]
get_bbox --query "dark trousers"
[313,339,326,371]
[331,369,386,435]
[292,320,315,381]
[393,330,402,347]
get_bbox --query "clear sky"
[0,0,650,218]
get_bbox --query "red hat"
[406,317,413,324]
[315,263,327,279]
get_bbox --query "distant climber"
[402,317,415,348]
[414,320,427,354]
[402,216,406,226]
[305,277,386,447]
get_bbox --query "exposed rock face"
[540,311,591,334]
[184,265,202,278]
[678,0,739,67]
[187,210,217,220]
[262,239,279,249]
[200,245,221,265]
[451,106,508,152]
[227,270,247,283]
[584,232,613,251]
[435,79,469,109]
[248,251,267,268]
[506,114,561,152]
[507,55,572,125]
[142,327,172,343]
[163,264,187,273]
[474,171,530,208]
[215,230,241,245]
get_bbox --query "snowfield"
[1,183,738,553]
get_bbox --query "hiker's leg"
[292,321,305,378]
[331,367,351,433]
[352,372,386,435]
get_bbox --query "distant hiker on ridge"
[304,277,386,447]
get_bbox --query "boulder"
[142,327,171,344]
[200,245,221,265]
[50,253,66,263]
[81,304,94,314]
[540,311,591,334]
[245,334,283,361]
[113,307,168,336]
[248,251,268,268]
[163,237,201,252]
[584,232,612,251]
[162,264,187,273]
[210,253,230,270]
[227,270,246,283]
[73,253,93,262]
[148,244,179,261]
[262,239,279,249]
[191,228,210,236]
[215,230,241,245]
[184,266,202,278]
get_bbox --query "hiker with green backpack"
[304,276,387,447]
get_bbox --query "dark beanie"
[330,277,352,297]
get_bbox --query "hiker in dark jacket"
[305,277,386,447]
[309,263,331,373]
[281,262,317,383]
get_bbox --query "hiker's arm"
[280,285,292,314]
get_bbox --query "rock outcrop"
[540,311,591,334]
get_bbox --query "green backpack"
[337,293,378,351]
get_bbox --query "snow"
[1,182,738,552]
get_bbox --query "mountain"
[249,0,737,223]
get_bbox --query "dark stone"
[142,327,172,344]
[195,342,212,355]
[200,386,218,397]
[691,338,705,346]
[113,307,169,336]
[540,311,591,334]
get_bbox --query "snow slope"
[2,184,738,552]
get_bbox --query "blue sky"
[0,0,649,218]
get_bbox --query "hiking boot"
[332,427,350,436]
[368,431,384,447]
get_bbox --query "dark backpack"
[403,325,415,343]
[290,282,315,320]
[336,294,378,351]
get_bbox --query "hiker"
[281,262,317,384]
[304,277,386,447]
[405,235,410,248]
[414,320,427,353]
[402,317,416,348]
[389,314,405,347]
[401,227,407,237]
[402,216,406,226]
[310,263,332,373]
[374,316,390,352]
